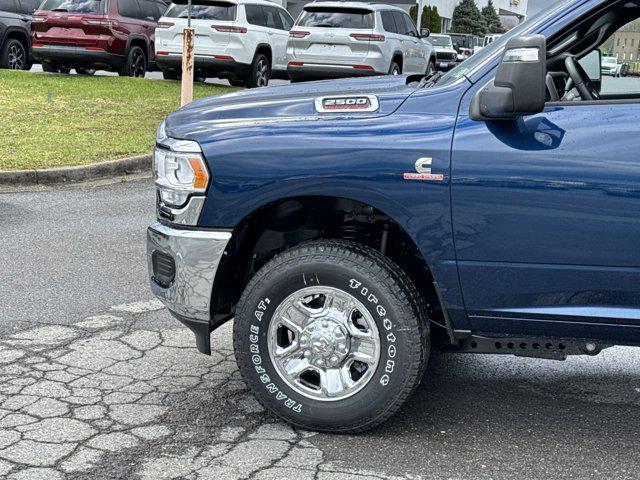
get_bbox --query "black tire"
[162,69,180,80]
[228,78,246,87]
[233,240,430,433]
[388,60,401,76]
[426,60,436,76]
[119,45,146,77]
[245,52,270,88]
[75,68,96,75]
[1,39,28,70]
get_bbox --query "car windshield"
[436,0,574,86]
[430,35,453,47]
[602,57,617,64]
[164,1,236,20]
[39,0,104,13]
[296,8,374,29]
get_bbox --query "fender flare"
[253,43,272,65]
[2,26,29,49]
[125,35,150,59]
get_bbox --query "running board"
[448,334,610,361]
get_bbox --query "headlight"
[153,121,209,208]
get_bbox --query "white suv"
[287,2,435,81]
[155,0,294,87]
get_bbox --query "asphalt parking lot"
[2,177,640,479]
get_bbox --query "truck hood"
[164,75,415,140]
[433,46,457,55]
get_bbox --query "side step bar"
[447,334,610,361]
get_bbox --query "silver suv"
[287,2,435,81]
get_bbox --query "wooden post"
[180,27,195,107]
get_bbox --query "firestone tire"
[233,240,430,433]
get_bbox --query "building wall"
[612,31,640,62]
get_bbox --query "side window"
[401,13,418,37]
[118,0,141,19]
[139,0,160,21]
[391,11,408,36]
[263,5,283,30]
[277,8,293,31]
[0,0,17,13]
[155,1,167,18]
[244,4,265,27]
[380,11,397,34]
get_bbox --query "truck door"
[451,69,640,343]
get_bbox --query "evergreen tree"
[481,0,505,34]
[429,6,441,33]
[451,0,487,36]
[409,4,430,30]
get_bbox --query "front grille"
[438,52,457,61]
[152,250,176,287]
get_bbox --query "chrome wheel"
[7,42,25,70]
[268,286,380,401]
[256,58,269,87]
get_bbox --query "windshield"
[165,1,236,20]
[430,35,453,47]
[438,0,572,86]
[602,57,617,64]
[296,8,374,28]
[39,0,105,13]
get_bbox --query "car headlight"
[154,121,209,208]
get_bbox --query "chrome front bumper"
[147,222,231,323]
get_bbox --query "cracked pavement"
[3,178,640,479]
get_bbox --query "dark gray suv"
[0,0,39,70]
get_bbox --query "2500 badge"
[315,95,380,113]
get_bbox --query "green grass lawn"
[0,71,233,171]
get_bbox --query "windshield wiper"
[418,71,443,89]
[52,7,68,11]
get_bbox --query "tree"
[481,0,505,34]
[409,4,431,31]
[451,0,487,36]
[429,6,441,33]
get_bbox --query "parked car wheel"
[119,46,146,78]
[75,68,96,75]
[426,60,435,76]
[246,53,270,88]
[388,61,401,75]
[162,69,179,80]
[233,240,430,433]
[1,39,29,70]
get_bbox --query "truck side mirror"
[421,28,430,38]
[470,35,547,121]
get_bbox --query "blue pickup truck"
[147,0,640,432]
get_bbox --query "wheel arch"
[126,35,149,59]
[254,43,272,65]
[4,28,29,47]
[391,52,403,69]
[210,195,448,336]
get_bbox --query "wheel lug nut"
[304,350,311,357]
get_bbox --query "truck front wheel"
[233,240,429,432]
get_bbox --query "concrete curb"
[0,154,152,187]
